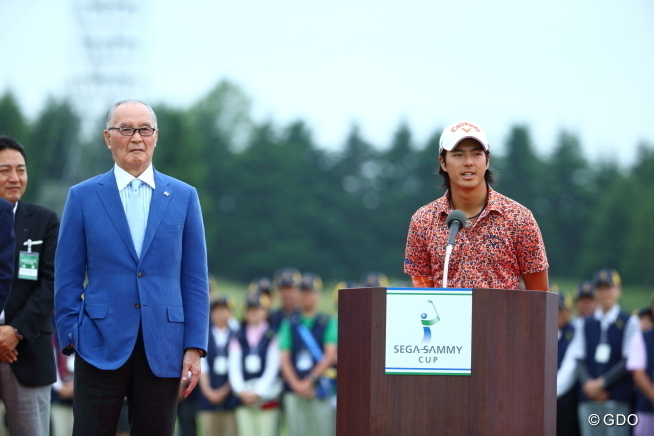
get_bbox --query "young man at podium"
[403,120,549,291]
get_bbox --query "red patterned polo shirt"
[403,188,548,289]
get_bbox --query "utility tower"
[61,0,150,187]
[70,0,146,135]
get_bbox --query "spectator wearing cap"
[279,273,337,436]
[210,280,241,332]
[556,290,580,436]
[250,277,273,304]
[558,268,641,436]
[627,306,654,436]
[573,281,596,330]
[359,272,389,288]
[403,120,549,291]
[269,268,301,332]
[228,293,281,436]
[198,297,239,436]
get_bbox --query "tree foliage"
[0,84,652,287]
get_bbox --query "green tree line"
[1,81,652,287]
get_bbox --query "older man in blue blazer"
[55,99,209,436]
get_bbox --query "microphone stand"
[443,209,466,288]
[443,244,453,288]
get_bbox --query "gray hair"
[105,99,158,129]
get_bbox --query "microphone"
[446,210,467,246]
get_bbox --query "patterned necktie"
[126,179,145,258]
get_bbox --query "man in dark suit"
[0,135,59,435]
[0,197,15,312]
[55,99,210,436]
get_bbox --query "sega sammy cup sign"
[385,288,473,376]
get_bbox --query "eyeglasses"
[108,127,157,137]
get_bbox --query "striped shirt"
[113,164,154,224]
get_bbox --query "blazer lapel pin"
[163,191,170,196]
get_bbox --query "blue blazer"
[0,197,15,313]
[54,169,209,378]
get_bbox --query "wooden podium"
[336,287,558,435]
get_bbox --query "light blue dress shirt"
[114,163,155,223]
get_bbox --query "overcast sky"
[1,0,653,166]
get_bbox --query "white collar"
[113,163,156,191]
[593,304,620,324]
[211,325,231,345]
[12,201,18,214]
[212,325,230,334]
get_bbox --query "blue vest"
[269,308,299,333]
[558,322,577,409]
[558,322,575,370]
[237,326,275,381]
[636,330,654,413]
[198,327,239,411]
[289,313,330,380]
[581,312,633,402]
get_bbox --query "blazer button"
[134,303,141,309]
[137,272,143,278]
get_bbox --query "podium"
[336,287,558,435]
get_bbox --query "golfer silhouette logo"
[421,300,440,343]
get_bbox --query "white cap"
[439,120,490,154]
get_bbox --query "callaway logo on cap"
[439,120,490,154]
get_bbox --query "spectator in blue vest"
[228,293,281,436]
[198,296,239,436]
[556,291,580,436]
[627,308,654,436]
[558,268,641,436]
[269,268,301,332]
[279,272,337,436]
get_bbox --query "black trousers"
[557,403,581,436]
[72,331,181,436]
[176,397,198,436]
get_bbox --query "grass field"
[211,275,654,320]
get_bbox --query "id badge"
[296,350,314,371]
[245,354,262,373]
[595,343,611,364]
[18,251,39,281]
[213,356,228,375]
